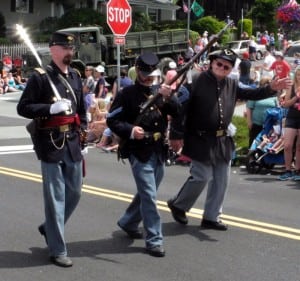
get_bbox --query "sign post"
[107,0,132,92]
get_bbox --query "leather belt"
[42,124,72,132]
[197,129,227,137]
[144,132,162,141]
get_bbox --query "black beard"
[63,55,72,65]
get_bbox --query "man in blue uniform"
[17,31,87,267]
[167,49,292,231]
[107,52,181,257]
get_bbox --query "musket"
[138,20,233,115]
[16,24,72,113]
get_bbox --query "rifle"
[138,20,233,115]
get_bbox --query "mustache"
[63,54,73,65]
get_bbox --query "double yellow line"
[1,166,300,240]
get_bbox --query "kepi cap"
[49,31,75,47]
[136,52,159,76]
[208,48,237,66]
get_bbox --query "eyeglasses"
[215,61,231,71]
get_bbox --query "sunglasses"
[215,61,231,71]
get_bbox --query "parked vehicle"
[224,40,266,60]
[284,42,300,70]
[22,26,188,81]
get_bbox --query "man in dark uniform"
[17,31,87,267]
[106,52,180,257]
[167,49,292,231]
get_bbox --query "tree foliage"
[57,8,107,31]
[247,0,281,32]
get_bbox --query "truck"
[22,26,189,82]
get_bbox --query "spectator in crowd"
[249,35,257,61]
[239,51,252,85]
[111,69,133,99]
[83,65,95,93]
[246,77,278,147]
[165,61,178,90]
[128,64,137,82]
[2,52,12,75]
[4,72,22,92]
[278,66,300,181]
[293,52,300,70]
[269,51,291,79]
[185,40,194,62]
[260,46,276,79]
[166,48,291,231]
[87,98,108,143]
[94,65,107,98]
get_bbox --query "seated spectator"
[87,98,108,143]
[2,53,12,76]
[4,73,21,92]
[96,127,119,152]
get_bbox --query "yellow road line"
[1,166,300,240]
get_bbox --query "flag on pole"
[182,1,189,13]
[191,0,204,18]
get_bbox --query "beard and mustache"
[62,54,73,65]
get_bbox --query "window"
[11,0,33,13]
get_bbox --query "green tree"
[57,8,107,31]
[247,0,281,33]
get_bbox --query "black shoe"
[117,222,143,239]
[38,224,48,245]
[146,245,165,257]
[50,256,73,267]
[167,199,188,225]
[201,219,228,231]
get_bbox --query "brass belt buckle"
[59,124,70,132]
[153,132,161,141]
[216,130,224,137]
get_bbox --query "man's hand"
[132,126,145,140]
[159,83,173,99]
[50,99,72,114]
[270,77,293,91]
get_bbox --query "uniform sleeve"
[106,91,134,139]
[17,72,52,119]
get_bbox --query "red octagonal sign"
[107,0,132,36]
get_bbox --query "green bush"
[237,18,252,38]
[232,115,249,150]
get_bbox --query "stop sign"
[107,0,132,36]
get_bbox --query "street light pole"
[187,0,190,41]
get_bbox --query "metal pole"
[187,0,191,41]
[241,8,243,38]
[117,44,120,92]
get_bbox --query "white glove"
[81,146,88,156]
[50,99,72,114]
[227,123,237,137]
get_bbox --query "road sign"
[114,36,126,45]
[107,0,132,36]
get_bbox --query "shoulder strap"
[34,67,46,75]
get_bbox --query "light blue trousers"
[41,149,82,257]
[118,153,164,249]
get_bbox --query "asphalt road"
[1,92,300,281]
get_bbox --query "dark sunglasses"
[215,61,231,71]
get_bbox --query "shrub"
[232,115,249,150]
